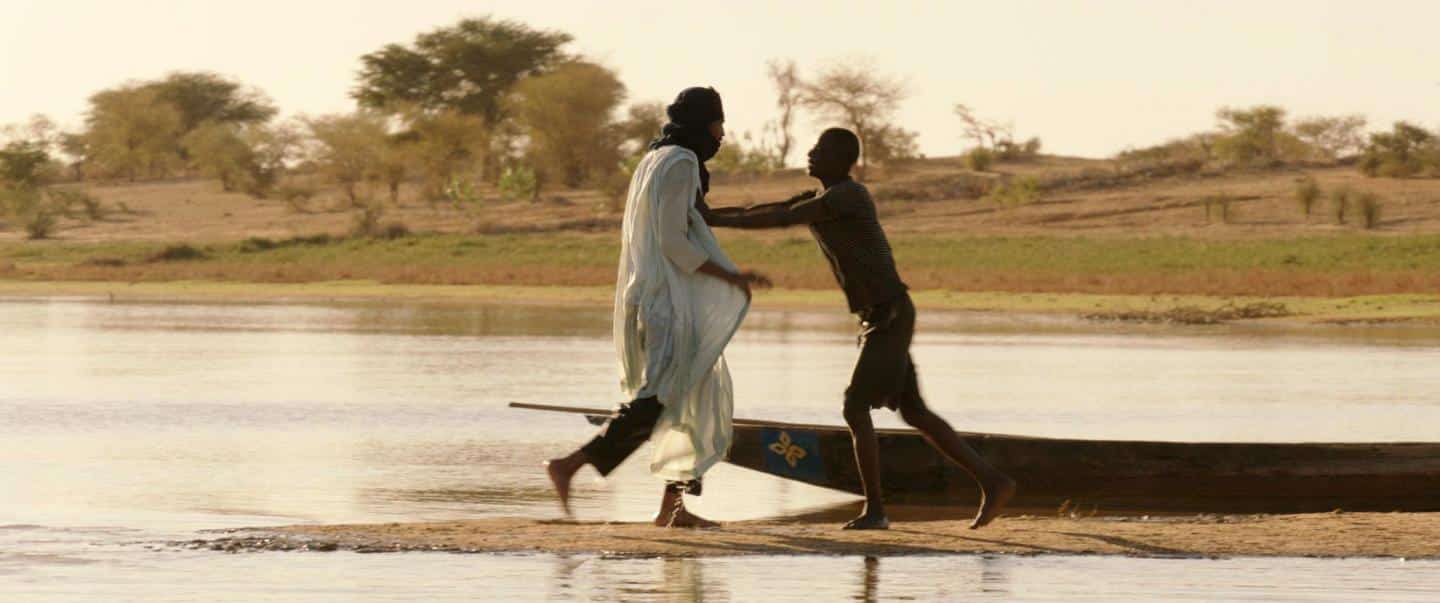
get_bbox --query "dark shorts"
[844,293,926,413]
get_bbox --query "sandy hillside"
[10,156,1440,242]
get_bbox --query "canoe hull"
[516,403,1440,513]
[731,424,1440,513]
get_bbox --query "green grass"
[5,231,1440,272]
[4,232,1440,295]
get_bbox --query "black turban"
[650,87,725,195]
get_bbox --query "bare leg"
[842,405,890,530]
[899,406,1016,529]
[655,486,719,528]
[545,449,588,518]
[549,397,664,519]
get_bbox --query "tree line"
[4,16,1436,240]
[1115,105,1440,178]
[0,16,929,213]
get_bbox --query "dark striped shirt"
[703,179,908,312]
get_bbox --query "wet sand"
[194,512,1440,559]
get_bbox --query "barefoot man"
[702,128,1016,530]
[546,87,769,528]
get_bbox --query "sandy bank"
[190,512,1440,559]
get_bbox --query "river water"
[3,297,1439,601]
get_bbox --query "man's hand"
[696,261,767,299]
[738,270,773,290]
[730,274,751,300]
[727,270,773,301]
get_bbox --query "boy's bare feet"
[545,452,586,518]
[970,475,1017,529]
[842,509,890,530]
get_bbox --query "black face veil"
[649,86,725,195]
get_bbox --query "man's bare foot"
[969,475,1017,529]
[545,452,585,518]
[664,506,720,529]
[842,511,890,530]
[655,490,719,528]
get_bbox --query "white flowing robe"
[614,145,749,483]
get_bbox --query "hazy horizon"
[3,0,1438,161]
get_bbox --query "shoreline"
[3,278,1438,325]
[188,512,1440,559]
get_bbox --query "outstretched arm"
[703,190,843,229]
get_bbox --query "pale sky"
[2,0,1437,161]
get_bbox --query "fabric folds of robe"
[614,145,749,484]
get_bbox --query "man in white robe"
[546,87,766,527]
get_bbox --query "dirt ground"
[192,512,1440,559]
[13,156,1440,242]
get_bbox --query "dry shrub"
[1357,193,1383,229]
[1116,136,1210,176]
[1329,187,1351,225]
[148,244,207,262]
[276,182,317,213]
[349,201,384,237]
[2,186,60,239]
[994,137,1042,161]
[238,234,334,253]
[380,221,411,240]
[964,147,994,172]
[1085,302,1291,325]
[49,188,105,221]
[80,256,127,267]
[1294,177,1321,220]
[987,177,1040,208]
[1203,194,1234,224]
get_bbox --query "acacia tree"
[800,61,907,176]
[953,104,1011,150]
[509,61,626,190]
[353,17,571,124]
[0,141,50,188]
[1293,115,1368,161]
[616,101,665,156]
[84,85,184,181]
[1360,121,1437,177]
[144,72,276,136]
[0,115,61,186]
[57,132,90,181]
[397,108,489,202]
[1213,105,1306,166]
[182,122,256,192]
[766,59,802,167]
[305,112,391,204]
[183,120,299,197]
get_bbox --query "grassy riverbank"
[4,232,1440,298]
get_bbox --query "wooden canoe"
[511,402,1440,513]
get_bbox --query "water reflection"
[4,298,1440,600]
[857,556,880,602]
[492,553,1439,602]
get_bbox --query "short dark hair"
[820,128,861,167]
